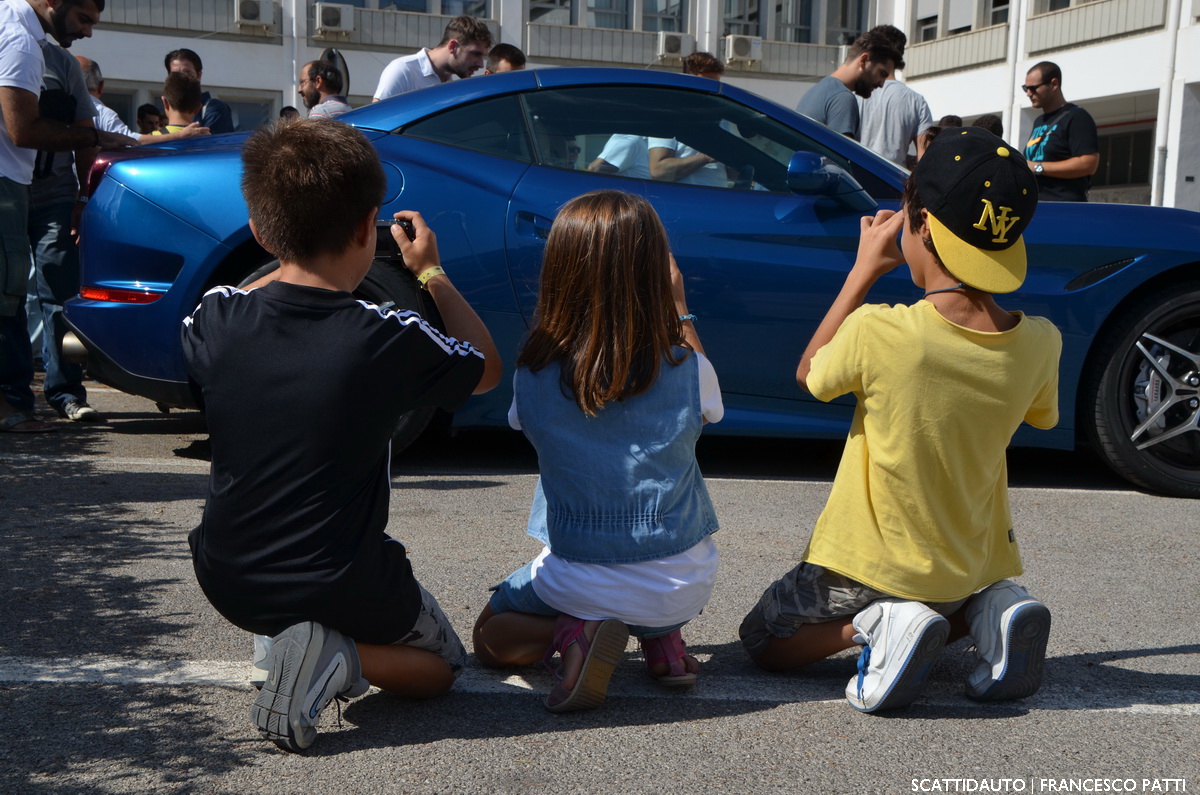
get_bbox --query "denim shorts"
[738,562,968,658]
[489,560,685,639]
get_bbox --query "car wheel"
[236,259,446,454]
[1087,283,1200,497]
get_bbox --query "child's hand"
[852,209,906,278]
[392,210,441,279]
[669,253,689,316]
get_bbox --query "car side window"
[520,85,896,197]
[400,95,533,163]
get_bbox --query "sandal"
[543,615,628,713]
[0,413,55,433]
[640,630,699,687]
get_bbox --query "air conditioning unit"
[315,2,355,36]
[656,31,696,60]
[724,34,763,65]
[235,0,273,29]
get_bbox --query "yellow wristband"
[416,266,445,289]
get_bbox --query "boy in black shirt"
[182,119,501,751]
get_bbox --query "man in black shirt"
[1022,61,1099,202]
[182,119,501,751]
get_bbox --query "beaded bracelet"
[678,313,697,323]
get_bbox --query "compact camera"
[375,218,416,260]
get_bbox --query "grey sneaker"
[845,599,949,713]
[58,399,100,422]
[251,622,363,751]
[965,580,1051,701]
[250,634,272,690]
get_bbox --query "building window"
[723,0,760,37]
[824,0,865,45]
[1092,127,1154,188]
[530,0,573,24]
[918,15,937,41]
[988,0,1010,24]
[588,0,629,28]
[775,0,813,43]
[644,0,686,32]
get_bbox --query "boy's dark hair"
[683,51,724,76]
[242,120,386,264]
[846,31,904,72]
[164,48,202,74]
[437,15,493,49]
[902,173,944,269]
[163,72,202,115]
[972,113,1004,137]
[486,43,525,72]
[306,60,344,94]
[137,103,161,121]
[938,114,963,127]
[1028,60,1062,85]
[866,24,906,54]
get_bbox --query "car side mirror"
[786,152,878,213]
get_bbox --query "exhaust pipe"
[62,331,88,364]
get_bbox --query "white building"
[78,0,1195,208]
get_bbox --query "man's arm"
[393,210,502,394]
[796,209,905,392]
[1,86,136,151]
[1032,152,1099,179]
[648,145,717,182]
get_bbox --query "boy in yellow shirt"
[154,72,202,134]
[740,127,1061,712]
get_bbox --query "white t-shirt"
[647,137,727,188]
[89,95,138,138]
[594,134,652,180]
[508,351,723,628]
[373,49,441,101]
[0,0,48,184]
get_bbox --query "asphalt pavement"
[0,385,1196,793]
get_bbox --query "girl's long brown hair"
[517,190,688,416]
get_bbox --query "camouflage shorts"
[738,562,967,658]
[394,583,468,676]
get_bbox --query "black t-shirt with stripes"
[182,280,483,643]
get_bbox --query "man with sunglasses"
[1022,61,1098,202]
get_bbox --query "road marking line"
[0,656,1194,715]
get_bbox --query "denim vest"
[516,348,719,564]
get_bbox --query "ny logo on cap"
[973,198,1020,244]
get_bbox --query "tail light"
[79,286,164,304]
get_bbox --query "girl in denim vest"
[472,190,724,712]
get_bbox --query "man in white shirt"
[372,16,492,102]
[0,0,134,433]
[648,53,728,187]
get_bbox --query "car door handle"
[515,211,553,240]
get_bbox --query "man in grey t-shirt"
[858,78,932,167]
[795,30,901,141]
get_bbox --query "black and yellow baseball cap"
[916,127,1038,294]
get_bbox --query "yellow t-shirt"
[804,300,1061,603]
[150,125,188,136]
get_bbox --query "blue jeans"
[1,178,34,414]
[27,200,85,412]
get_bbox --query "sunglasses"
[1021,81,1049,94]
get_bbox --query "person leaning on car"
[0,0,135,434]
[372,15,493,101]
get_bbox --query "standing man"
[795,30,902,141]
[372,16,492,101]
[856,25,931,168]
[298,60,352,120]
[483,43,525,74]
[1023,61,1099,202]
[163,48,234,134]
[136,103,162,134]
[1,0,134,432]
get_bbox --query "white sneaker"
[965,581,1051,701]
[845,599,949,713]
[251,622,363,751]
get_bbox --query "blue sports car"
[67,68,1200,497]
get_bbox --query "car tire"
[236,259,446,454]
[1086,283,1200,497]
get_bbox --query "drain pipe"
[1003,0,1026,146]
[1152,0,1183,207]
[288,0,302,111]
